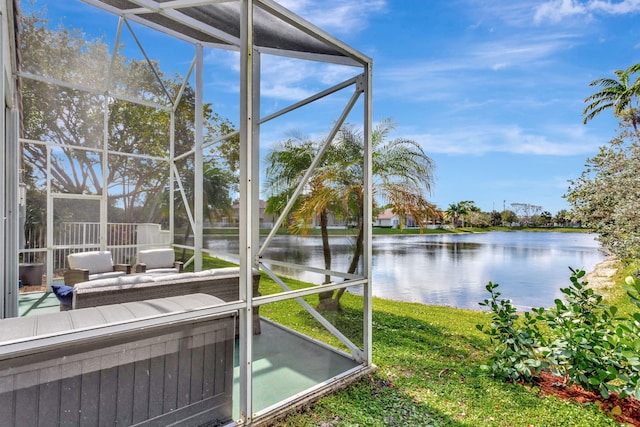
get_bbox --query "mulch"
[534,371,640,426]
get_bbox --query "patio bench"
[63,250,131,287]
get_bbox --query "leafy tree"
[554,209,571,226]
[501,209,518,225]
[467,210,490,228]
[537,211,553,227]
[511,203,541,227]
[583,63,640,135]
[20,8,239,241]
[565,123,640,262]
[489,210,502,226]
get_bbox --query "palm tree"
[445,201,476,228]
[264,137,342,286]
[264,119,435,311]
[583,63,640,134]
[316,119,435,310]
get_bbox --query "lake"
[205,231,605,310]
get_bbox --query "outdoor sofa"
[55,267,262,334]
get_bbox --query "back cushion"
[138,248,175,270]
[68,251,113,274]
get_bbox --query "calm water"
[205,231,605,310]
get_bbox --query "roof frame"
[81,0,371,65]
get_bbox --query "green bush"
[476,282,545,381]
[478,269,640,399]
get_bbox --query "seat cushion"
[67,251,114,274]
[138,248,175,270]
[88,271,127,281]
[75,274,155,291]
[146,267,180,275]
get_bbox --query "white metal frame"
[6,1,374,424]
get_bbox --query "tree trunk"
[317,209,335,309]
[317,221,364,312]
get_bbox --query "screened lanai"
[1,0,373,425]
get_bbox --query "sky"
[32,0,640,215]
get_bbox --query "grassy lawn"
[266,295,620,426]
[187,251,621,426]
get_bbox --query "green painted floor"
[18,292,361,420]
[18,291,60,316]
[234,320,360,419]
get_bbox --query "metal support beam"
[239,0,254,423]
[4,105,19,317]
[194,44,204,271]
[363,63,373,365]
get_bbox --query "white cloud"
[376,33,578,103]
[534,0,640,24]
[404,124,602,156]
[277,0,387,34]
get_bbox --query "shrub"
[478,269,640,399]
[477,282,545,381]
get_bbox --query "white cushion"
[67,251,114,274]
[75,274,154,291]
[138,248,175,270]
[145,267,180,275]
[193,267,240,278]
[88,271,126,281]
[153,272,192,282]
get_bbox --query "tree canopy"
[567,62,640,263]
[20,8,238,234]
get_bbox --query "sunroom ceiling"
[82,0,367,66]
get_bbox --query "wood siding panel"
[0,312,234,426]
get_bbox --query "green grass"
[268,295,619,426]
[181,250,622,425]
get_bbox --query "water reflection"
[205,231,604,310]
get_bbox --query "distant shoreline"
[200,226,593,237]
[584,256,619,296]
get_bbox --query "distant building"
[375,208,400,228]
[211,200,277,228]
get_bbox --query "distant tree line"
[440,201,572,228]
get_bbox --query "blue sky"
[35,1,640,215]
[275,0,640,215]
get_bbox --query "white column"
[363,64,373,365]
[239,0,255,423]
[4,106,19,317]
[194,44,204,271]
